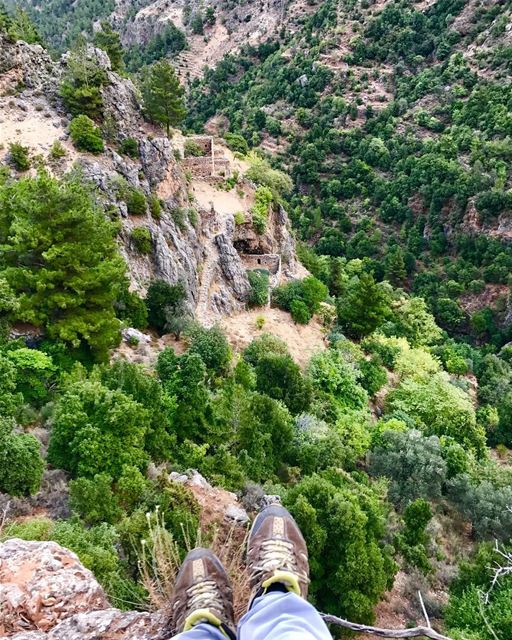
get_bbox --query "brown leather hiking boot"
[246,505,309,601]
[169,548,235,638]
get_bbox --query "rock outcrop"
[0,539,163,640]
[0,34,301,323]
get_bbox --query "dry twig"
[321,614,453,640]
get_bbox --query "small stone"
[225,505,250,524]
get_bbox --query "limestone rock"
[214,234,251,301]
[121,328,152,344]
[0,539,108,634]
[225,505,250,524]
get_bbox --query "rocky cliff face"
[0,34,301,323]
[0,538,163,639]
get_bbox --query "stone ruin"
[182,135,231,179]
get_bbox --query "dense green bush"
[247,269,269,307]
[131,227,152,254]
[186,324,231,375]
[48,379,150,479]
[9,142,31,171]
[69,115,104,153]
[285,472,396,622]
[0,417,44,496]
[369,429,447,508]
[125,188,147,215]
[145,279,187,334]
[119,138,139,158]
[273,276,328,321]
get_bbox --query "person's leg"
[168,548,236,640]
[240,505,332,640]
[172,621,227,640]
[239,591,331,640]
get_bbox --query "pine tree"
[141,60,186,136]
[94,22,124,72]
[337,272,391,338]
[384,245,407,286]
[0,172,126,359]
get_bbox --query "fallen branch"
[321,613,453,640]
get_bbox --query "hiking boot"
[246,505,309,601]
[169,548,235,638]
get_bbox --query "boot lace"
[186,579,222,612]
[252,538,298,576]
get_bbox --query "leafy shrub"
[184,139,205,156]
[247,269,269,307]
[131,227,152,254]
[69,115,104,153]
[49,140,67,160]
[6,347,54,406]
[244,333,290,367]
[273,276,328,321]
[145,279,187,334]
[290,298,311,324]
[0,417,44,496]
[251,185,273,233]
[48,379,150,479]
[285,472,396,623]
[386,372,485,454]
[447,474,512,541]
[245,152,292,197]
[119,137,139,158]
[149,195,162,219]
[186,324,231,375]
[9,142,30,171]
[225,132,249,154]
[369,429,447,509]
[125,188,147,215]
[253,352,311,414]
[115,287,148,330]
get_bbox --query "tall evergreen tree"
[0,172,126,359]
[141,60,186,136]
[94,21,124,72]
[337,272,391,338]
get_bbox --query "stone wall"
[240,253,280,275]
[182,156,214,178]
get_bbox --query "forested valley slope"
[0,2,511,639]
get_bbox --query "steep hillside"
[186,0,512,345]
[0,31,301,330]
[2,5,512,640]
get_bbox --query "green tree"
[385,297,443,347]
[141,60,186,136]
[6,347,54,406]
[94,22,124,72]
[48,379,149,479]
[384,245,407,286]
[237,392,293,482]
[285,472,396,622]
[60,38,108,119]
[145,279,187,334]
[0,173,125,358]
[186,324,231,375]
[337,272,391,338]
[370,429,447,508]
[254,353,311,414]
[386,372,485,454]
[0,417,44,496]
